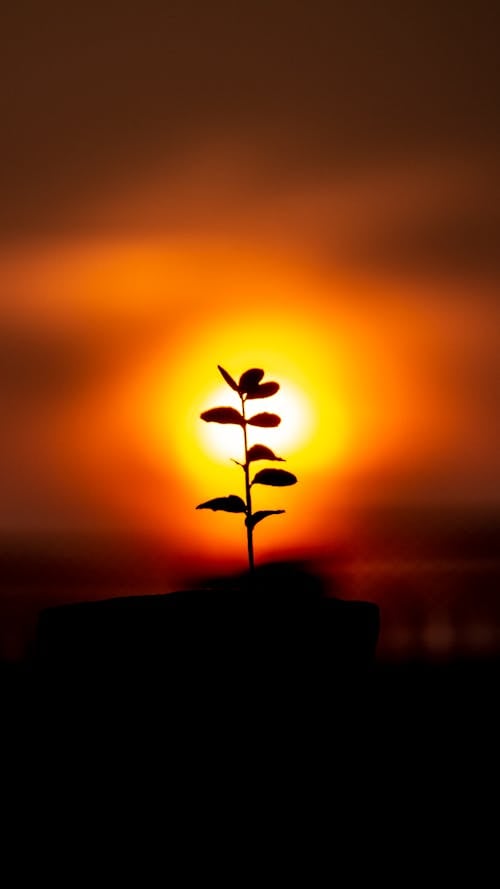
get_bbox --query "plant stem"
[241,396,254,576]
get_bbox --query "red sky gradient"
[1,3,498,657]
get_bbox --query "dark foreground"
[2,583,498,755]
[1,581,498,867]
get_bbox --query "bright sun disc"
[198,380,315,464]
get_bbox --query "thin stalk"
[241,395,254,576]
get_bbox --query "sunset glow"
[5,231,496,574]
[1,2,499,666]
[142,292,355,562]
[197,380,315,464]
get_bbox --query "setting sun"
[198,379,315,464]
[25,236,448,575]
[133,290,362,565]
[1,0,498,675]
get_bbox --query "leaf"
[239,368,264,394]
[252,468,297,486]
[196,495,247,513]
[247,444,285,463]
[247,412,281,427]
[245,381,280,400]
[217,364,239,391]
[200,406,244,425]
[245,510,285,530]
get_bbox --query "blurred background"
[1,1,498,662]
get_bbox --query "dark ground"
[1,572,498,868]
[2,583,498,767]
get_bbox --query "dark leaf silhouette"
[197,363,299,575]
[245,381,280,400]
[239,368,264,393]
[252,468,297,486]
[200,406,244,425]
[196,495,247,513]
[245,509,285,530]
[247,412,281,427]
[217,364,239,391]
[247,444,285,463]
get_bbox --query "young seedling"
[196,365,298,576]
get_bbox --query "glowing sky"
[1,2,498,576]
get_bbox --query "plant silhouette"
[196,365,298,575]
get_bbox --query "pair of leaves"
[246,510,285,530]
[196,495,246,513]
[196,498,285,530]
[248,412,281,427]
[200,407,281,427]
[252,468,297,487]
[247,444,284,463]
[196,470,296,518]
[200,407,244,426]
[218,365,280,400]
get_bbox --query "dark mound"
[34,564,379,700]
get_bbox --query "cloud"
[0,1,498,545]
[0,310,178,410]
[0,2,498,238]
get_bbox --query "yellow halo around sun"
[139,298,355,561]
[197,379,315,464]
[151,308,352,500]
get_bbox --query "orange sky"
[1,231,498,577]
[1,2,498,581]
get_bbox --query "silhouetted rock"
[33,562,379,742]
